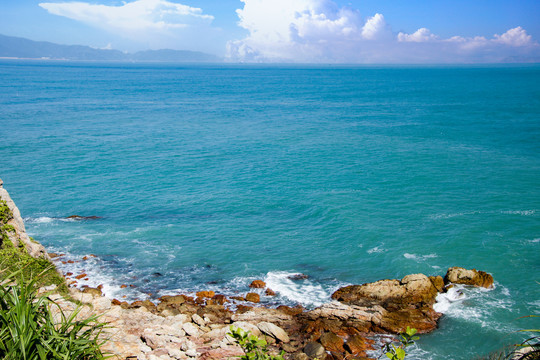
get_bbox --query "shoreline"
[0,178,502,360]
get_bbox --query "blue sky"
[1,0,539,62]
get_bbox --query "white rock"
[182,322,200,337]
[257,322,290,343]
[192,313,206,326]
[185,349,197,358]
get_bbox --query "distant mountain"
[0,34,221,63]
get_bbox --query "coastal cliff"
[0,177,49,259]
[0,178,497,360]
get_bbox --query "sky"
[1,0,539,63]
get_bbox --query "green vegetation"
[228,326,285,360]
[0,200,66,292]
[0,271,107,359]
[382,327,419,360]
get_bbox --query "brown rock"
[236,305,253,313]
[111,299,122,305]
[120,284,127,289]
[67,260,75,264]
[319,332,344,352]
[82,256,89,261]
[429,276,445,292]
[159,294,188,305]
[265,288,276,296]
[75,273,87,280]
[212,294,228,305]
[344,335,373,356]
[250,280,267,288]
[65,272,73,277]
[245,292,260,303]
[277,305,304,316]
[82,287,102,297]
[196,290,215,298]
[444,267,494,288]
[304,342,326,359]
[231,296,245,301]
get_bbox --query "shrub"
[0,271,108,359]
[382,326,419,360]
[228,326,285,360]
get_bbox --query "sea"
[0,60,539,359]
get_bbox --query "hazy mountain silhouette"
[0,34,221,62]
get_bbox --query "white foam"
[26,216,56,224]
[433,285,467,313]
[367,246,385,254]
[263,271,335,308]
[501,210,536,216]
[404,253,438,261]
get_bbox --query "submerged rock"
[66,215,102,220]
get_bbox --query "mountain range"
[0,34,221,63]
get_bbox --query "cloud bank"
[227,0,539,63]
[39,0,218,51]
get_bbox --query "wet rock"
[75,273,87,280]
[303,342,326,359]
[265,288,276,296]
[288,274,309,280]
[66,215,102,220]
[196,291,215,299]
[245,292,260,303]
[250,280,267,288]
[444,267,494,288]
[211,294,228,305]
[257,322,290,343]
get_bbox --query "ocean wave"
[367,246,386,254]
[263,271,338,308]
[403,253,438,261]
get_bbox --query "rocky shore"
[0,179,495,360]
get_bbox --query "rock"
[319,332,344,352]
[444,267,494,288]
[429,275,445,292]
[0,182,49,259]
[185,349,197,358]
[82,287,102,297]
[75,274,87,280]
[231,321,262,337]
[245,292,260,303]
[294,353,310,360]
[257,322,290,343]
[343,335,373,356]
[192,313,206,326]
[303,342,326,359]
[211,294,228,305]
[288,273,309,280]
[196,291,215,298]
[66,215,102,220]
[249,280,266,288]
[182,322,200,337]
[265,288,276,296]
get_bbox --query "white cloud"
[39,0,219,51]
[493,26,532,46]
[397,28,438,42]
[227,0,539,63]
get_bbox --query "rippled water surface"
[1,61,539,359]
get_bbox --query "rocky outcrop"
[325,273,442,334]
[444,267,494,288]
[0,178,49,259]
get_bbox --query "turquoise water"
[1,61,539,359]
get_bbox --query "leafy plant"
[228,326,285,360]
[513,315,540,360]
[382,326,419,360]
[0,271,108,359]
